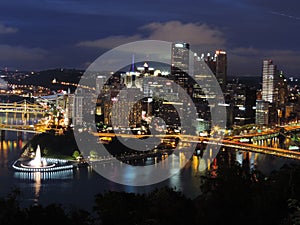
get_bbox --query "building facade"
[171,42,190,90]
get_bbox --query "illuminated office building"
[204,50,227,91]
[262,60,277,103]
[260,60,288,125]
[215,50,227,91]
[255,100,269,125]
[171,42,190,90]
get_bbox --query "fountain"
[12,145,74,172]
[29,145,47,167]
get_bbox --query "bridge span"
[0,124,41,134]
[93,126,300,161]
[0,100,44,125]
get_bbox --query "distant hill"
[17,68,84,92]
[0,94,24,103]
[8,68,264,92]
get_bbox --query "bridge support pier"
[17,131,22,140]
[0,130,5,140]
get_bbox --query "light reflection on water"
[0,131,299,210]
[14,170,74,205]
[14,170,74,180]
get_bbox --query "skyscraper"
[203,50,227,91]
[259,60,288,125]
[262,59,277,103]
[123,55,142,89]
[255,100,269,125]
[215,50,227,91]
[96,75,107,94]
[69,94,83,126]
[171,42,190,89]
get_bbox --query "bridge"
[0,100,45,125]
[0,100,46,137]
[228,125,300,141]
[0,100,300,160]
[92,124,300,161]
[0,124,42,133]
[202,138,300,161]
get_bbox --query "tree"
[89,150,98,159]
[72,150,81,160]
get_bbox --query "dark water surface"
[0,131,296,211]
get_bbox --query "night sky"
[0,0,299,77]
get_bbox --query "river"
[0,131,298,212]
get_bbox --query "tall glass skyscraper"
[202,50,227,92]
[171,42,190,89]
[260,59,288,125]
[215,50,227,91]
[262,59,277,103]
[171,42,189,73]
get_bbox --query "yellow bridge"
[0,100,45,114]
[0,100,45,124]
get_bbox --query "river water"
[0,131,297,212]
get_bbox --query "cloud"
[0,45,47,61]
[0,23,18,34]
[141,21,225,46]
[231,47,300,62]
[230,47,261,56]
[263,50,300,74]
[77,21,225,49]
[77,35,142,49]
[229,47,300,76]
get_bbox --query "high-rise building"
[107,58,144,128]
[215,50,227,91]
[193,53,217,99]
[255,100,269,125]
[194,51,228,128]
[171,42,190,89]
[68,94,83,126]
[96,75,108,94]
[122,55,143,89]
[262,59,277,103]
[204,50,227,91]
[111,88,143,128]
[276,70,288,107]
[225,80,256,126]
[171,42,189,73]
[192,53,214,127]
[260,60,288,125]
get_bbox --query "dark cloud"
[0,0,299,76]
[242,0,300,14]
[0,45,47,71]
[229,47,300,76]
[78,21,225,50]
[0,23,18,34]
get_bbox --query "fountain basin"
[12,145,74,172]
[13,158,74,172]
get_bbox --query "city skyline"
[0,0,299,77]
[1,2,300,224]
